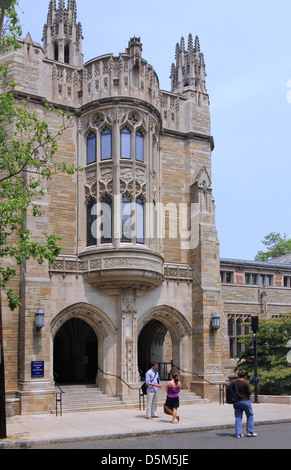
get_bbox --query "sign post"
[251,316,259,403]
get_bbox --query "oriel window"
[121,195,132,242]
[100,195,112,244]
[136,198,144,244]
[86,199,97,246]
[121,128,131,159]
[135,130,144,162]
[87,132,96,164]
[101,128,112,160]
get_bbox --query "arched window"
[86,199,97,246]
[136,198,144,244]
[101,128,112,160]
[121,195,132,242]
[121,127,131,159]
[87,132,96,164]
[100,195,112,244]
[135,130,144,162]
[64,43,70,64]
[54,43,59,62]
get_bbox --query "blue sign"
[252,376,259,385]
[31,361,44,378]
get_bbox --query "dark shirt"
[235,379,252,401]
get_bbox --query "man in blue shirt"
[145,362,162,419]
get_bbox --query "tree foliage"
[236,316,291,395]
[255,232,291,261]
[0,1,82,310]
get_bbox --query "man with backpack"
[232,370,257,438]
[145,362,162,419]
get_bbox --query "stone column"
[118,288,139,400]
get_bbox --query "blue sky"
[18,0,291,260]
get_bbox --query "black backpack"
[141,382,148,395]
[225,380,239,404]
[141,371,157,395]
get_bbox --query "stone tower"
[42,0,83,67]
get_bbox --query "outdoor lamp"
[34,308,45,332]
[211,312,220,331]
[0,0,13,10]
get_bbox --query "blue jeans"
[233,400,254,435]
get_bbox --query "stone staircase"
[54,382,210,414]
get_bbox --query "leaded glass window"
[86,199,97,246]
[136,198,144,244]
[121,195,132,242]
[87,132,96,164]
[100,195,112,244]
[121,128,131,159]
[101,128,112,160]
[136,130,144,162]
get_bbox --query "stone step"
[54,384,210,414]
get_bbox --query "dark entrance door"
[53,318,98,384]
[138,319,172,380]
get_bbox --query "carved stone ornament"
[121,288,137,315]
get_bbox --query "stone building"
[1,0,291,415]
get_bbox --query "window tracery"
[83,107,159,249]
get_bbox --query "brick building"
[1,0,291,414]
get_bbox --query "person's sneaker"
[236,434,244,438]
[246,432,257,437]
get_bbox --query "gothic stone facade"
[1,1,291,415]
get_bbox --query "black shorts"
[165,396,179,409]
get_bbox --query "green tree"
[255,232,291,261]
[0,3,81,309]
[236,316,291,395]
[0,0,82,438]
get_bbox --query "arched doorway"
[138,305,192,382]
[138,319,172,380]
[53,318,98,384]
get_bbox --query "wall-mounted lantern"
[34,308,45,332]
[211,312,220,331]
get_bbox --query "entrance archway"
[138,319,172,380]
[53,318,98,384]
[138,305,192,381]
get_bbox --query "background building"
[1,0,291,415]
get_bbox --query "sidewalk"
[1,402,291,448]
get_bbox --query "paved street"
[28,423,291,450]
[1,402,291,455]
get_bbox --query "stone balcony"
[49,252,194,290]
[50,249,164,290]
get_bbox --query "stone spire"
[42,0,83,67]
[170,33,207,94]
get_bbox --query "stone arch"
[51,302,117,342]
[137,305,192,379]
[51,302,117,387]
[138,304,192,341]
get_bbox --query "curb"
[1,418,291,449]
